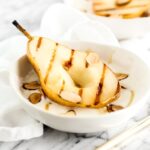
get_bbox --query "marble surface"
[0,0,150,150]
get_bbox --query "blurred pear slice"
[93,0,150,18]
[12,20,120,108]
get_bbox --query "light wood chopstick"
[96,116,150,150]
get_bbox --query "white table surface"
[0,0,150,150]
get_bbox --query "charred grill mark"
[78,88,83,97]
[36,37,42,51]
[85,61,89,68]
[94,64,106,105]
[64,49,75,70]
[44,44,57,84]
[95,83,103,105]
[75,83,81,88]
[59,80,65,94]
[85,53,89,68]
[96,13,111,17]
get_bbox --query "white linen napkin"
[120,34,150,66]
[40,3,119,47]
[0,36,43,141]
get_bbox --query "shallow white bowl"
[10,41,150,133]
[64,0,150,39]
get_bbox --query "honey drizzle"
[64,49,75,70]
[121,86,135,107]
[127,90,135,107]
[44,43,57,84]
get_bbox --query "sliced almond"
[60,91,81,103]
[86,52,100,65]
[116,73,128,81]
[116,0,132,6]
[107,104,124,112]
[23,81,41,90]
[28,93,42,104]
[64,110,76,116]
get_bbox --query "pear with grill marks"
[12,20,120,108]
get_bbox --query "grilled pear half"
[12,20,120,108]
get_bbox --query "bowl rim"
[9,41,150,119]
[88,13,150,21]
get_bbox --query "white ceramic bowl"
[64,0,150,39]
[10,41,150,133]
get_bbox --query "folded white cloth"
[120,34,150,66]
[0,36,43,141]
[0,3,150,142]
[40,3,119,47]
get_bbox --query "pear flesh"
[27,37,120,108]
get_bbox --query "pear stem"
[12,20,32,40]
